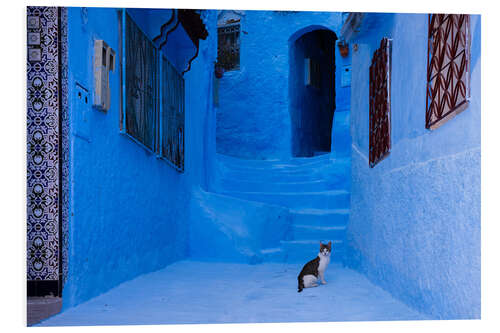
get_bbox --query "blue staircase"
[213,153,351,264]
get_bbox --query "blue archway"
[288,26,338,157]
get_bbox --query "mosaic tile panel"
[27,6,62,282]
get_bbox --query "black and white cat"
[297,241,332,292]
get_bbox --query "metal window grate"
[369,37,392,168]
[121,11,186,172]
[125,13,158,151]
[217,23,240,71]
[426,14,470,129]
[161,56,185,171]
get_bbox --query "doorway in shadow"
[289,28,337,157]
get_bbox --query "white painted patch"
[302,274,318,288]
[318,250,331,283]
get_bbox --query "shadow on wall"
[289,27,337,157]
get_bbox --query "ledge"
[27,297,62,326]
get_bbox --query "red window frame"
[426,14,471,129]
[369,37,392,168]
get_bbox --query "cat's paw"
[321,280,327,285]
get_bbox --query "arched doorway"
[289,28,337,157]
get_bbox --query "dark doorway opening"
[289,29,337,157]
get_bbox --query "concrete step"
[217,154,349,173]
[220,166,349,184]
[289,208,350,227]
[218,190,350,209]
[281,239,345,263]
[222,162,329,174]
[189,190,290,263]
[313,151,330,156]
[216,154,350,188]
[259,247,287,262]
[27,297,62,326]
[217,152,334,169]
[217,178,345,193]
[291,224,346,240]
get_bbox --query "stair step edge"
[293,225,346,230]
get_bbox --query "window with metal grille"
[161,56,185,171]
[124,12,158,151]
[369,37,392,168]
[121,11,185,172]
[426,14,470,129]
[217,23,240,71]
[125,14,158,150]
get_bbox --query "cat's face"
[319,241,332,256]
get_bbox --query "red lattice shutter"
[426,14,470,129]
[369,37,392,168]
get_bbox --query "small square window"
[217,23,240,71]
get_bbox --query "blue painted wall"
[188,188,291,264]
[215,11,347,159]
[344,13,481,319]
[331,32,352,159]
[63,7,217,308]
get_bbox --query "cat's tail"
[298,275,304,293]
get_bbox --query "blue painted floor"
[38,261,428,326]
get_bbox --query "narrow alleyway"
[38,153,429,325]
[24,6,481,325]
[38,261,427,325]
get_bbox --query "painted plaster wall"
[63,7,217,308]
[345,13,481,319]
[331,35,352,158]
[189,189,291,264]
[215,10,346,159]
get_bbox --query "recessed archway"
[289,27,337,157]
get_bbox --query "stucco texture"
[215,11,344,159]
[345,13,481,319]
[63,7,217,308]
